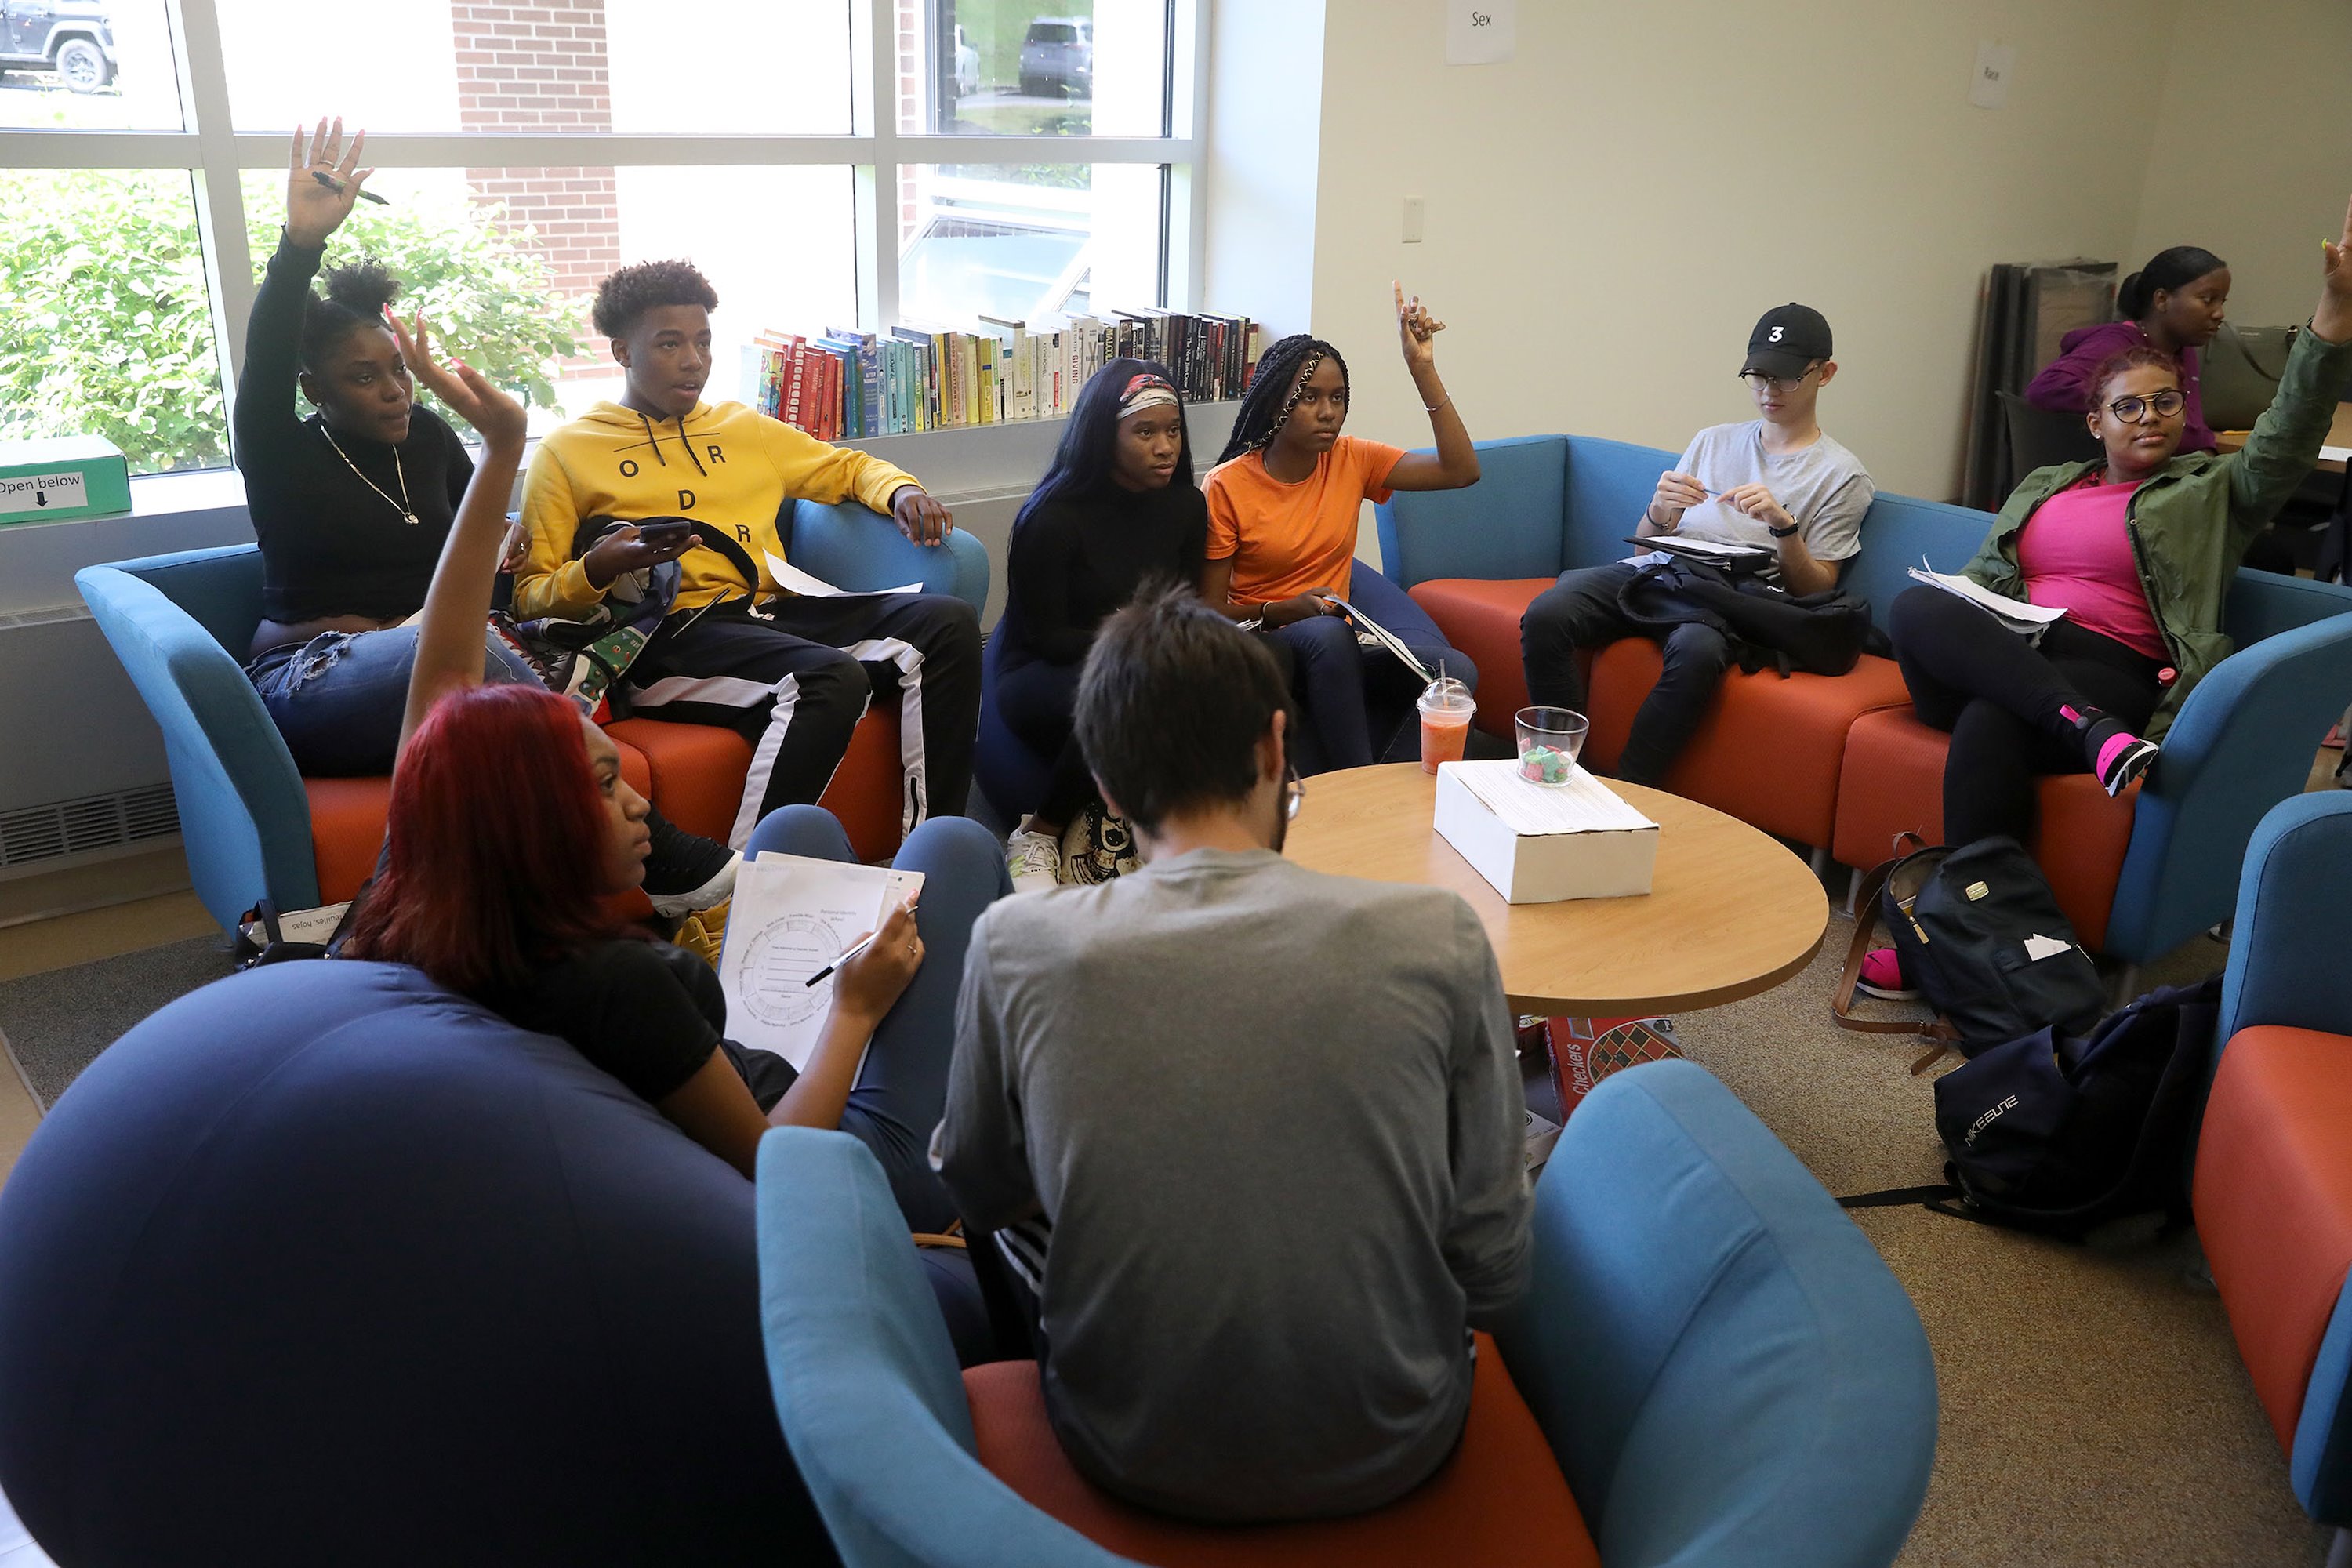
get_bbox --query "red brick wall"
[450,0,620,305]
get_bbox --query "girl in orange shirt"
[1200,285,1483,771]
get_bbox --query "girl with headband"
[1200,285,1483,772]
[994,360,1214,891]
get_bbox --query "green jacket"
[1964,323,2352,739]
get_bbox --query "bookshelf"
[835,399,1243,632]
[834,400,1243,499]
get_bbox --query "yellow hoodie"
[512,400,920,621]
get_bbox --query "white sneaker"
[1006,826,1062,895]
[647,851,739,919]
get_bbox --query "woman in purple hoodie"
[2027,246,2230,454]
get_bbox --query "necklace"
[318,421,418,526]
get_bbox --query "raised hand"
[386,309,528,452]
[2316,193,2352,347]
[1395,281,1446,370]
[285,117,370,249]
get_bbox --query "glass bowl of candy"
[1513,706,1589,786]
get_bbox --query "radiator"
[0,783,180,876]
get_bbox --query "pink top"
[2017,474,2167,661]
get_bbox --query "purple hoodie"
[2024,319,2216,454]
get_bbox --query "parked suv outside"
[1018,16,1091,98]
[0,0,117,93]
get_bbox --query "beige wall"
[1294,0,2181,517]
[2130,0,2352,331]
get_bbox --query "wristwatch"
[1768,521,1800,539]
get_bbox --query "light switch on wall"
[1403,195,1425,244]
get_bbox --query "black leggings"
[993,656,1097,830]
[1888,586,2162,847]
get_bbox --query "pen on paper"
[803,931,878,989]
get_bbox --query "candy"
[1519,746,1572,784]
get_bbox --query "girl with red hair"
[347,319,1007,1228]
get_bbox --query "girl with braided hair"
[1200,285,1483,771]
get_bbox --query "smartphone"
[635,519,694,547]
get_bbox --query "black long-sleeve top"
[234,233,474,624]
[993,482,1210,672]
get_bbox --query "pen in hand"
[314,169,390,206]
[804,930,879,989]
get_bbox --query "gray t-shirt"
[935,847,1531,1523]
[1658,419,1875,561]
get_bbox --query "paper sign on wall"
[1969,41,2017,110]
[1446,0,1515,66]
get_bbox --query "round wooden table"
[1283,763,1828,1015]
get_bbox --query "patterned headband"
[1117,373,1179,420]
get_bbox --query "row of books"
[740,310,1267,441]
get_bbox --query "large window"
[0,0,1200,474]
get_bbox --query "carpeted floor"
[0,906,2331,1564]
[0,935,234,1109]
[1674,922,2332,1568]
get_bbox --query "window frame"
[0,0,1207,456]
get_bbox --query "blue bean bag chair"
[0,960,837,1566]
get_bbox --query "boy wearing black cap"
[1519,303,1874,786]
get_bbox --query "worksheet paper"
[717,852,924,1070]
[1906,562,2067,635]
[764,550,922,599]
[1447,759,1657,837]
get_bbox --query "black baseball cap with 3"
[1741,303,1834,379]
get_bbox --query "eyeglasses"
[1283,768,1305,822]
[2103,389,2186,423]
[1738,365,1822,394]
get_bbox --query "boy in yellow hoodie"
[514,260,981,847]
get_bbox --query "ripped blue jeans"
[247,625,541,777]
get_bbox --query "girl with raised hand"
[2027,245,2231,455]
[993,360,1208,892]
[340,306,1011,1225]
[1200,285,1483,773]
[236,115,737,924]
[1862,198,2352,1000]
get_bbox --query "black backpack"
[1835,835,2108,1074]
[1614,556,1888,677]
[1842,975,2222,1238]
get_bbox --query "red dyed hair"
[2090,345,2183,404]
[346,683,624,995]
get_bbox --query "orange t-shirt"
[1203,435,1407,604]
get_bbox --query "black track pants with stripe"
[625,593,982,848]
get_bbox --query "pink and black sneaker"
[2063,703,2160,797]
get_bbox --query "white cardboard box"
[1433,760,1658,904]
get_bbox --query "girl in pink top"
[2013,473,2168,662]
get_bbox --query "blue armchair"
[2193,793,2352,1542]
[77,543,320,933]
[80,503,989,936]
[1377,434,2352,964]
[753,1058,1936,1567]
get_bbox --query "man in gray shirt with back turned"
[1519,302,1875,786]
[934,586,1530,1524]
